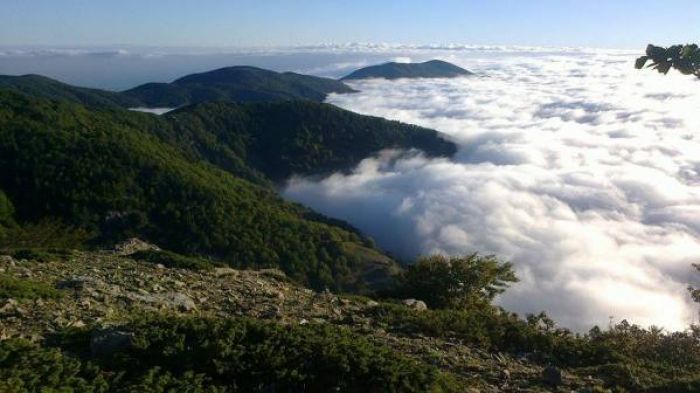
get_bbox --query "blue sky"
[2,0,699,48]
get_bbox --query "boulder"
[0,298,25,317]
[258,268,287,281]
[127,291,196,312]
[0,255,15,266]
[402,298,428,311]
[113,238,160,256]
[164,292,197,312]
[213,267,238,277]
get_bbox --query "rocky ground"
[0,243,608,392]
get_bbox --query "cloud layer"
[284,49,700,331]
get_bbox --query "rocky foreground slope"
[0,243,615,392]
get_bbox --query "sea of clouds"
[3,44,699,331]
[283,48,700,331]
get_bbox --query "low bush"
[0,275,63,299]
[0,218,92,251]
[2,314,462,392]
[391,254,517,309]
[11,248,74,263]
[130,249,217,270]
[0,339,108,393]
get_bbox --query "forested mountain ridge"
[0,74,139,108]
[123,66,356,107]
[164,100,457,181]
[0,66,356,109]
[0,90,418,291]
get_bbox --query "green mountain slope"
[0,66,356,110]
[123,66,356,107]
[342,60,474,80]
[163,100,457,181]
[0,91,401,290]
[0,74,139,107]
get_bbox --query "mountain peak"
[341,59,474,80]
[124,65,355,107]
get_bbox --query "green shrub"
[0,339,109,393]
[0,91,401,291]
[109,315,458,392]
[636,44,700,78]
[366,301,700,391]
[393,254,518,309]
[0,275,63,299]
[0,218,92,250]
[0,190,13,228]
[365,302,603,365]
[11,248,74,263]
[3,314,461,392]
[130,249,217,270]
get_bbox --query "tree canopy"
[636,44,700,77]
[394,253,518,309]
[0,91,417,291]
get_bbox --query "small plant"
[0,191,14,228]
[130,249,217,270]
[11,248,74,263]
[1,314,462,392]
[636,44,700,78]
[0,275,63,299]
[0,218,92,250]
[394,253,518,309]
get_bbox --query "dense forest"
[0,90,457,291]
[164,100,456,181]
[0,74,140,108]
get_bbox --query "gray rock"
[402,298,428,311]
[113,238,160,256]
[90,328,134,357]
[163,292,196,311]
[261,305,282,319]
[0,299,24,317]
[258,268,286,280]
[542,365,562,386]
[501,369,511,381]
[0,255,15,266]
[366,300,380,307]
[127,291,196,312]
[213,267,238,277]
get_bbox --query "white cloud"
[392,57,412,63]
[129,107,176,115]
[284,49,700,331]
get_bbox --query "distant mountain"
[0,74,139,107]
[123,66,356,107]
[0,66,356,109]
[341,60,473,80]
